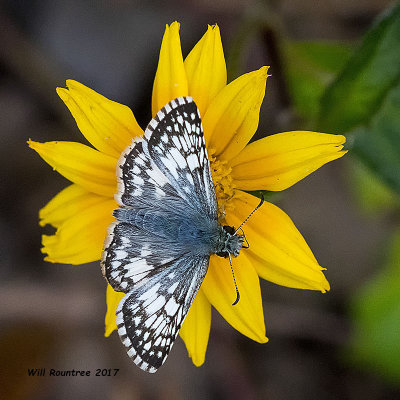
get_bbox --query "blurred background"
[1,0,400,399]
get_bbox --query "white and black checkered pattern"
[101,97,242,373]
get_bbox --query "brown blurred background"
[1,1,399,399]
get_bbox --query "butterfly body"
[101,96,244,373]
[114,207,243,256]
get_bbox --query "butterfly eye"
[222,225,235,235]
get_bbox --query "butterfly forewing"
[102,96,218,373]
[145,97,217,220]
[115,136,181,209]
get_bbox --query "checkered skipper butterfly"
[101,97,258,373]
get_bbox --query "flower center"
[208,149,236,218]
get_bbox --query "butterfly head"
[215,194,264,260]
[215,225,244,258]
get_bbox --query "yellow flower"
[29,22,347,367]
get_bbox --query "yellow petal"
[184,24,226,117]
[57,80,143,158]
[28,140,116,197]
[152,22,188,116]
[179,289,211,367]
[39,184,106,228]
[105,284,125,337]
[202,67,269,161]
[41,197,116,264]
[228,191,330,292]
[202,254,268,343]
[230,131,347,191]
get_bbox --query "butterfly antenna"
[228,254,240,305]
[239,228,250,249]
[234,194,264,235]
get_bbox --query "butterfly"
[101,96,256,373]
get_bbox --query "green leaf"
[319,3,400,133]
[349,158,400,215]
[318,3,400,195]
[352,79,400,194]
[284,41,352,120]
[350,229,400,383]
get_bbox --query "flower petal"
[41,197,116,264]
[202,67,269,161]
[179,289,211,367]
[152,22,188,116]
[105,284,125,337]
[230,131,347,191]
[28,140,117,197]
[57,80,143,158]
[39,184,106,228]
[228,191,330,292]
[202,254,268,343]
[184,24,226,117]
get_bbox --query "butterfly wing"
[102,97,218,372]
[102,220,180,292]
[144,96,217,219]
[117,254,209,373]
[115,135,184,212]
